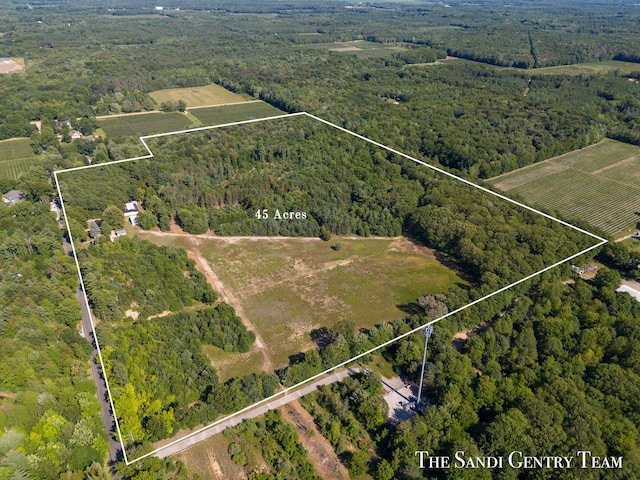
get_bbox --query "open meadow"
[311,40,405,58]
[137,231,465,380]
[149,83,249,108]
[98,111,195,137]
[489,139,640,235]
[189,101,284,126]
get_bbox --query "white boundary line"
[53,111,607,466]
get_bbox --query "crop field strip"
[0,156,43,180]
[0,137,33,161]
[509,170,640,234]
[490,139,640,234]
[98,112,195,137]
[149,83,249,108]
[524,60,640,76]
[189,102,284,126]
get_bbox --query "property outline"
[53,111,608,465]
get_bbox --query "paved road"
[60,222,122,464]
[156,368,359,459]
[76,286,121,463]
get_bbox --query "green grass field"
[149,84,249,108]
[0,138,33,161]
[489,139,640,235]
[199,236,463,375]
[189,102,284,126]
[98,112,195,137]
[311,40,405,58]
[621,238,640,253]
[136,232,464,379]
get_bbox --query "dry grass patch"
[175,432,247,480]
[149,84,248,108]
[0,58,24,74]
[197,235,464,371]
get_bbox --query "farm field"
[311,40,405,57]
[98,111,194,137]
[0,138,41,180]
[523,60,640,76]
[137,232,465,379]
[189,101,284,126]
[0,137,33,161]
[489,139,640,235]
[149,83,249,108]
[0,157,43,180]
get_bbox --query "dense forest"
[99,305,273,445]
[289,270,640,479]
[78,237,216,322]
[0,200,110,478]
[60,115,598,292]
[1,0,640,478]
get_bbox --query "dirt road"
[187,248,273,372]
[282,400,350,480]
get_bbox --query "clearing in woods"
[489,139,640,235]
[174,432,246,480]
[137,229,465,380]
[149,84,250,108]
[515,60,640,76]
[0,57,24,74]
[311,40,406,58]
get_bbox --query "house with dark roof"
[2,190,25,205]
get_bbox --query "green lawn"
[98,112,195,137]
[622,238,640,253]
[189,102,284,126]
[489,139,640,235]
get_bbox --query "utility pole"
[416,324,434,408]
